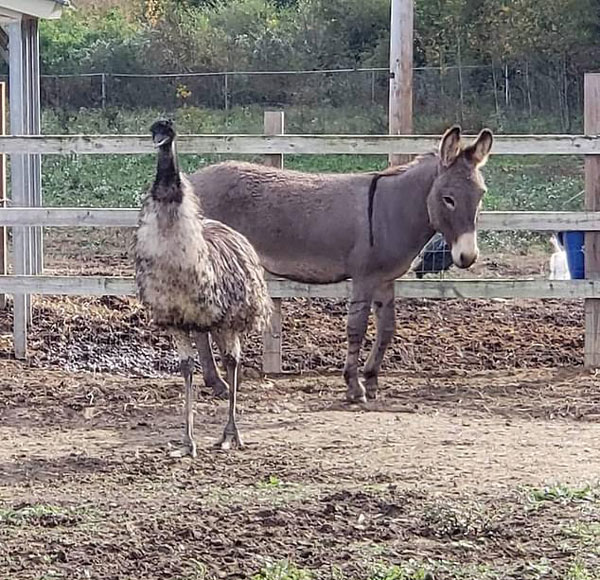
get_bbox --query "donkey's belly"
[202,212,352,284]
[262,255,349,284]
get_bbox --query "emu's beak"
[153,137,169,148]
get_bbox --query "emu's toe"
[215,428,244,451]
[169,440,197,459]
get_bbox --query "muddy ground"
[1,232,599,579]
[1,363,600,579]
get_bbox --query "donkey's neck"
[374,154,438,262]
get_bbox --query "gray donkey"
[188,126,493,403]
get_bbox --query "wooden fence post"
[388,0,413,167]
[584,73,600,367]
[0,83,6,311]
[262,111,284,374]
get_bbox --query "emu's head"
[150,119,176,148]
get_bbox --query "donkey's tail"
[367,174,383,247]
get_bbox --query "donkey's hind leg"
[212,332,244,450]
[195,331,229,399]
[363,281,395,400]
[343,282,374,403]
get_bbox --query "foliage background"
[26,0,600,133]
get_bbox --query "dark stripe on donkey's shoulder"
[367,173,384,247]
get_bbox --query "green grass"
[565,560,600,580]
[40,106,584,211]
[256,474,284,489]
[0,503,89,526]
[252,561,314,580]
[562,521,600,550]
[527,484,600,506]
[368,562,435,580]
[419,501,497,539]
[249,558,600,580]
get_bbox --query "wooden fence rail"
[1,276,600,300]
[1,208,600,231]
[0,134,600,156]
[3,83,600,367]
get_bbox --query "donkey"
[188,126,493,403]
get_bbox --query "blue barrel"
[560,231,585,279]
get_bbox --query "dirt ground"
[1,232,599,579]
[1,362,600,579]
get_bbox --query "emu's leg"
[343,281,374,404]
[170,330,197,459]
[363,281,395,400]
[194,331,229,399]
[214,333,243,450]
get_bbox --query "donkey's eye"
[443,196,456,209]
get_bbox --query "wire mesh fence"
[411,233,454,279]
[0,60,582,133]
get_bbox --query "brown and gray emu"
[189,126,493,404]
[135,120,271,457]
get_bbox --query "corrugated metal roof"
[0,0,69,20]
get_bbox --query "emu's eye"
[443,196,456,209]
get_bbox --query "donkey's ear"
[439,125,462,167]
[465,129,493,167]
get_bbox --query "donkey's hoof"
[208,379,229,400]
[345,384,367,404]
[364,374,378,400]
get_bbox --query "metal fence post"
[0,83,6,311]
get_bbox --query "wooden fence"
[1,74,600,370]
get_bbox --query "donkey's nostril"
[457,251,478,269]
[451,233,478,269]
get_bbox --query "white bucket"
[549,234,570,280]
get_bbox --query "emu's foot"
[215,426,244,451]
[169,439,197,459]
[345,380,367,404]
[207,377,229,400]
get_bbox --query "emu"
[134,120,271,457]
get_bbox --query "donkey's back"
[189,161,372,283]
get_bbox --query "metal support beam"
[0,83,7,311]
[8,16,43,358]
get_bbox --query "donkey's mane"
[367,152,437,246]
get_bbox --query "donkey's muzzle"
[451,232,479,269]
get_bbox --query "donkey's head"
[427,126,493,269]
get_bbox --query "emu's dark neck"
[152,141,182,203]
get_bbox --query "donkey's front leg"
[363,281,395,400]
[195,331,229,399]
[343,283,374,403]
